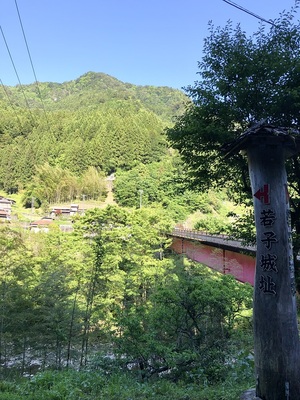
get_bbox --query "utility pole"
[31,196,35,222]
[223,123,300,399]
[139,189,143,209]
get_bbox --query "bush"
[111,260,253,384]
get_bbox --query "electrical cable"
[0,78,23,130]
[222,0,277,26]
[0,25,36,124]
[14,0,49,125]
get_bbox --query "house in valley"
[0,196,15,221]
[29,217,54,233]
[0,196,15,212]
[0,210,10,222]
[50,204,80,218]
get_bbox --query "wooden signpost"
[223,123,300,399]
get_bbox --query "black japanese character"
[261,231,278,250]
[260,209,276,227]
[260,254,278,273]
[259,275,276,295]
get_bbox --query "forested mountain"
[0,72,188,122]
[0,72,255,397]
[0,72,188,196]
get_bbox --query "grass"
[0,369,254,400]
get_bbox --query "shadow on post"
[223,122,300,400]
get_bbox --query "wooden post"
[223,124,300,399]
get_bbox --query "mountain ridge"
[1,71,189,123]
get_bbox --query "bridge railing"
[171,227,229,241]
[171,228,256,252]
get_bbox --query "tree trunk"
[67,282,79,368]
[247,143,300,399]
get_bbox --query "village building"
[0,197,15,213]
[0,196,15,221]
[50,204,80,218]
[0,210,11,222]
[29,217,54,233]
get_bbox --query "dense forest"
[0,72,255,399]
[0,72,187,194]
[0,7,293,398]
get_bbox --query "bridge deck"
[171,228,256,255]
[169,229,256,285]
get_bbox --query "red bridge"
[169,228,256,285]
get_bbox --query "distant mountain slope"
[1,71,189,123]
[0,72,190,193]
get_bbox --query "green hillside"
[0,72,189,195]
[0,71,188,122]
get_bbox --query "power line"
[0,25,36,124]
[14,0,49,125]
[0,78,23,130]
[222,0,277,26]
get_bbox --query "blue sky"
[0,0,297,89]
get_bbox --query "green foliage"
[0,224,97,372]
[28,204,174,367]
[0,204,254,398]
[166,4,300,249]
[0,368,254,400]
[227,208,256,246]
[112,259,253,383]
[114,155,182,207]
[192,190,245,234]
[74,205,174,312]
[113,154,201,221]
[0,72,187,123]
[194,215,229,233]
[22,163,107,207]
[0,64,256,398]
[2,103,163,191]
[80,167,107,200]
[134,84,189,123]
[24,163,79,205]
[0,72,187,192]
